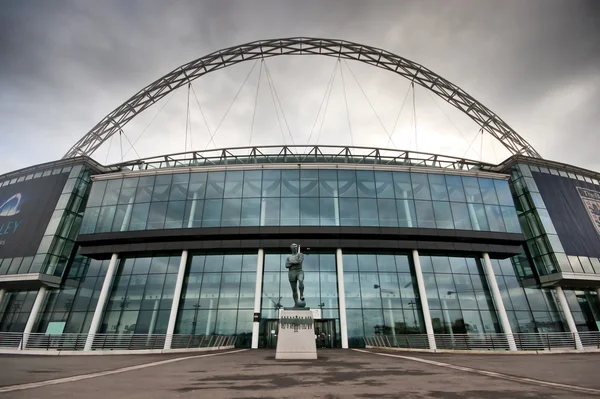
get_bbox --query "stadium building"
[1,38,600,351]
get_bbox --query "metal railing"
[364,332,600,351]
[0,332,237,352]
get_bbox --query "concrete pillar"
[482,253,517,351]
[84,253,119,351]
[412,249,436,350]
[555,286,584,350]
[336,248,349,349]
[164,250,189,350]
[20,286,47,349]
[251,249,265,349]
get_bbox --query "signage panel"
[0,173,68,259]
[532,171,600,258]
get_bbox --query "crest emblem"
[577,187,600,236]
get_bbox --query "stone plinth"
[275,308,317,360]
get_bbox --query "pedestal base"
[275,308,317,360]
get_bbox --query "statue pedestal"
[275,308,317,360]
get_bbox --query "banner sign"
[0,173,68,259]
[532,171,600,258]
[577,187,600,236]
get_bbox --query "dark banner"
[0,173,68,259]
[532,171,600,258]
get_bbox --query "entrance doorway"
[259,318,338,348]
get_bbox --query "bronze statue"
[285,243,305,307]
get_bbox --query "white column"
[555,286,584,350]
[164,250,188,350]
[482,253,517,351]
[412,249,436,350]
[336,248,349,349]
[20,286,47,349]
[84,253,119,351]
[251,248,265,349]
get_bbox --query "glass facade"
[420,255,500,335]
[512,162,600,276]
[343,253,423,347]
[80,170,520,234]
[4,154,600,351]
[175,253,257,342]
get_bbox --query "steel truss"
[108,145,495,172]
[63,37,541,159]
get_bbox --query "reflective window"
[82,170,518,234]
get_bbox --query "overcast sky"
[1,0,599,175]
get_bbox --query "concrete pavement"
[1,349,599,398]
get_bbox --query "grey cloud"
[0,0,599,174]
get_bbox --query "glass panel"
[397,199,416,228]
[415,200,436,228]
[450,202,471,230]
[184,199,203,228]
[468,203,489,231]
[411,173,431,200]
[135,176,155,203]
[164,201,185,229]
[428,174,449,201]
[485,205,505,232]
[478,178,499,205]
[262,198,280,225]
[146,202,167,230]
[377,199,398,227]
[374,171,395,199]
[169,174,189,201]
[262,170,281,197]
[243,170,263,198]
[432,201,453,229]
[81,207,100,234]
[445,175,466,202]
[202,199,223,227]
[101,180,122,206]
[221,198,242,226]
[319,170,338,197]
[188,173,207,200]
[300,197,319,225]
[87,180,107,207]
[462,177,482,203]
[152,175,172,202]
[339,198,359,226]
[359,198,378,226]
[501,206,521,233]
[224,171,243,198]
[241,198,261,226]
[281,170,299,197]
[393,172,413,199]
[338,170,357,197]
[206,172,225,199]
[96,206,116,233]
[319,197,338,226]
[356,171,376,198]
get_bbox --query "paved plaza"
[1,349,600,398]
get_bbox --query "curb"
[365,345,600,355]
[0,345,235,356]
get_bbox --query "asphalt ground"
[1,349,599,398]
